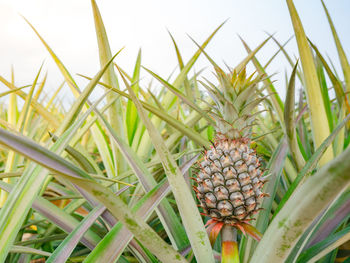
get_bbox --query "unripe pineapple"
[194,67,268,228]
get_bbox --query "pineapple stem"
[221,224,240,263]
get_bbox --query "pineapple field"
[0,0,349,262]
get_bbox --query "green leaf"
[17,63,43,133]
[269,34,304,83]
[22,16,80,96]
[91,0,127,176]
[273,113,350,218]
[9,245,51,257]
[284,61,305,171]
[263,35,293,70]
[50,134,97,173]
[46,205,105,263]
[315,56,334,131]
[297,226,350,263]
[168,31,193,101]
[126,49,142,144]
[0,76,59,129]
[320,0,350,94]
[61,177,186,263]
[251,139,350,262]
[0,93,105,262]
[117,69,215,262]
[0,86,28,98]
[57,50,122,135]
[239,36,284,125]
[84,178,168,262]
[137,22,225,158]
[78,75,210,147]
[143,66,215,126]
[307,189,350,248]
[286,0,333,165]
[0,128,186,263]
[0,180,100,249]
[96,110,189,250]
[308,40,348,110]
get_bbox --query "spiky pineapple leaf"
[251,139,350,262]
[50,134,97,173]
[315,56,334,132]
[17,63,43,133]
[0,180,100,250]
[91,0,128,177]
[309,39,350,112]
[269,34,304,83]
[306,189,350,249]
[143,67,215,125]
[286,0,333,165]
[117,67,215,262]
[46,205,105,263]
[79,74,210,147]
[126,49,142,144]
[263,36,293,70]
[234,84,258,111]
[0,76,59,129]
[22,16,80,96]
[297,226,350,263]
[0,86,28,98]
[95,109,189,249]
[239,36,284,125]
[273,113,350,218]
[284,61,305,171]
[9,246,51,257]
[57,50,122,135]
[0,92,106,262]
[84,179,168,262]
[320,0,350,93]
[84,156,197,262]
[172,21,226,90]
[168,31,193,101]
[0,124,187,263]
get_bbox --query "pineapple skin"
[195,135,265,225]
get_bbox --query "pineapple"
[194,67,268,230]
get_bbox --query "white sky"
[0,0,349,106]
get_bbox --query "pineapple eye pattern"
[195,138,267,225]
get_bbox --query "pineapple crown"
[203,67,265,140]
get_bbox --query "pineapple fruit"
[194,67,268,229]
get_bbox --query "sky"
[0,0,349,106]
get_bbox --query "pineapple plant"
[1,0,350,262]
[194,66,268,258]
